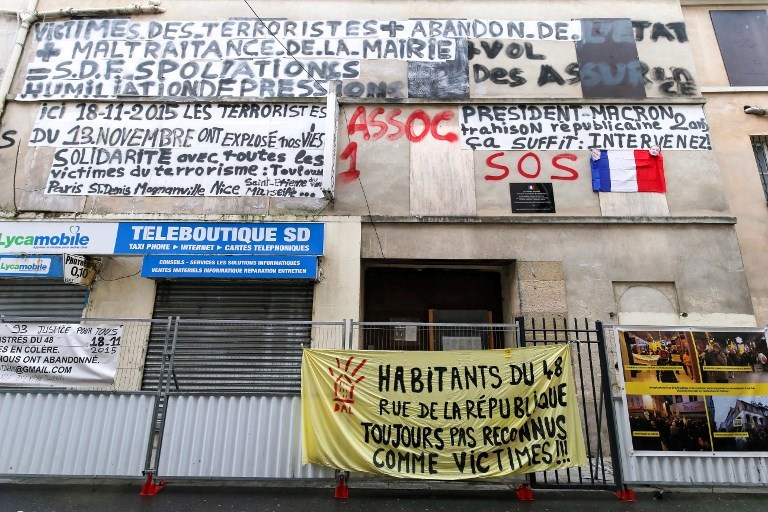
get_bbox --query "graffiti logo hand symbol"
[328,356,366,414]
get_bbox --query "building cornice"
[363,215,737,225]
[681,0,768,6]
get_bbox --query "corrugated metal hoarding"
[0,391,154,476]
[158,394,333,479]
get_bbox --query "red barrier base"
[614,486,636,502]
[140,473,166,496]
[515,484,534,501]
[334,476,349,499]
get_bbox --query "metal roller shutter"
[142,280,313,394]
[0,279,87,318]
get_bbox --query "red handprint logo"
[328,356,367,414]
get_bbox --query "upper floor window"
[750,136,768,204]
[711,10,768,86]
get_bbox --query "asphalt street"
[0,484,766,512]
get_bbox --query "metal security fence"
[148,319,345,393]
[5,314,768,492]
[602,326,768,488]
[0,315,625,489]
[349,318,621,491]
[350,321,518,351]
[157,394,334,479]
[0,315,173,478]
[0,315,169,392]
[0,315,344,481]
[146,318,345,480]
[517,317,622,492]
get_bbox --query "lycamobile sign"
[0,223,119,254]
[0,228,89,248]
[0,259,49,272]
[0,256,63,277]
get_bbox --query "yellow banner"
[301,346,587,479]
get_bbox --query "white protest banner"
[460,104,711,151]
[0,323,123,387]
[31,102,327,197]
[19,19,580,100]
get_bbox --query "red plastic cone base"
[614,487,636,502]
[515,485,534,501]
[334,476,350,499]
[140,474,166,496]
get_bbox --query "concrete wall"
[516,261,568,326]
[333,119,729,218]
[683,3,768,326]
[312,216,361,348]
[0,0,723,224]
[0,0,716,221]
[84,256,156,390]
[361,221,756,327]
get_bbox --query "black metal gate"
[517,317,623,491]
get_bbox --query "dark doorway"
[364,266,504,323]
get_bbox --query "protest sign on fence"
[302,345,586,479]
[0,323,123,387]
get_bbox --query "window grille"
[750,136,768,204]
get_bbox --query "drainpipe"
[0,0,39,123]
[0,0,165,122]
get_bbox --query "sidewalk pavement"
[0,483,766,512]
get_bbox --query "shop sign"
[0,221,324,256]
[63,254,101,285]
[141,254,318,279]
[0,255,63,277]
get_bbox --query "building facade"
[0,0,760,394]
[682,1,768,328]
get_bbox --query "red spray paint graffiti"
[484,152,579,181]
[346,106,458,142]
[338,106,459,183]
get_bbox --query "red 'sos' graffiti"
[484,152,579,181]
[328,356,367,414]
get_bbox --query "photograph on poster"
[709,395,768,452]
[617,330,700,384]
[692,331,768,384]
[627,394,712,452]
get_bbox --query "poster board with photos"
[614,326,768,455]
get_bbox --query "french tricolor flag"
[590,150,666,193]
